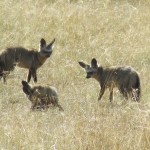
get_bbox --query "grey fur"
[79,58,141,102]
[22,80,63,111]
[0,38,55,83]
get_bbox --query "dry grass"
[0,0,150,149]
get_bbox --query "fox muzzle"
[86,71,94,78]
[86,75,91,78]
[45,51,52,57]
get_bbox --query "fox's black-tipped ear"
[22,80,28,87]
[22,80,32,96]
[79,62,87,68]
[47,38,55,49]
[91,58,98,68]
[40,38,46,48]
[50,38,55,46]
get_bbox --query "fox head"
[39,38,55,58]
[79,58,100,79]
[22,80,44,100]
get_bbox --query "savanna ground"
[0,0,150,149]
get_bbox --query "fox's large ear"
[78,62,89,69]
[40,38,46,49]
[22,81,30,94]
[91,58,98,68]
[47,38,55,50]
[22,80,28,87]
[49,38,55,46]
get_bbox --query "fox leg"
[31,101,37,110]
[98,87,105,101]
[50,96,64,111]
[54,97,64,111]
[109,88,113,102]
[119,86,128,100]
[57,104,64,111]
[28,68,37,83]
[27,69,32,83]
[2,71,9,83]
[3,75,6,83]
[123,91,128,100]
[50,96,57,107]
[31,68,37,83]
[31,97,40,110]
[131,88,140,102]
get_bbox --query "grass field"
[0,0,150,149]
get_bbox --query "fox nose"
[86,75,91,79]
[46,52,52,57]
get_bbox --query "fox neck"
[93,67,103,83]
[37,53,48,67]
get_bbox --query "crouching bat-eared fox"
[22,80,64,111]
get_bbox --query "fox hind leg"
[119,86,128,100]
[109,89,113,102]
[131,88,140,102]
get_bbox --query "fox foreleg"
[31,68,37,83]
[98,87,105,101]
[27,69,32,83]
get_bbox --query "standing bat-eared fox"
[0,38,55,83]
[79,58,141,102]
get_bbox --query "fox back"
[96,66,139,90]
[79,58,141,102]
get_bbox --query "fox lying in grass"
[22,81,63,111]
[79,58,141,102]
[0,38,55,83]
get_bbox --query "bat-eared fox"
[79,58,141,102]
[22,80,63,111]
[0,38,55,83]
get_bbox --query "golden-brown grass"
[0,0,150,149]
